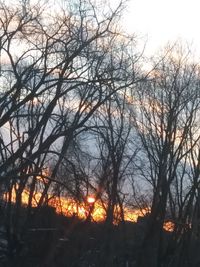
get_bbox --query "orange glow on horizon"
[7,189,173,231]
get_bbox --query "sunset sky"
[122,0,200,56]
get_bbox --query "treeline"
[0,0,200,266]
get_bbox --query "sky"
[122,0,200,57]
[5,0,200,58]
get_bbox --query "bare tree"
[0,0,141,258]
[92,91,135,225]
[132,45,200,267]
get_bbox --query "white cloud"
[121,0,200,56]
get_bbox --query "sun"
[87,196,95,204]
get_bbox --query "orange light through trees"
[163,221,175,232]
[8,189,174,232]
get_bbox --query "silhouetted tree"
[0,0,140,261]
[132,45,200,267]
